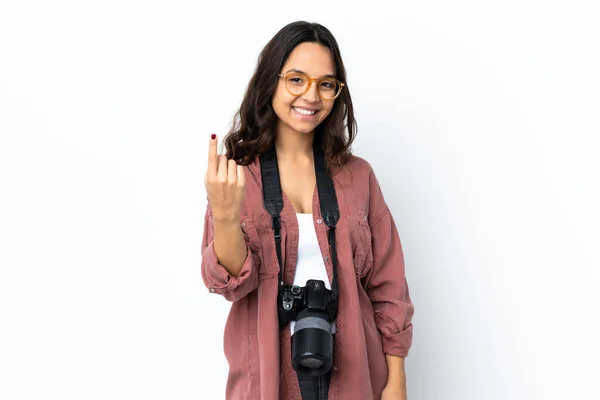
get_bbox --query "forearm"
[213,218,247,277]
[385,354,407,390]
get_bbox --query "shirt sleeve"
[364,167,415,358]
[200,204,259,302]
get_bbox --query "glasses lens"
[318,78,340,100]
[285,73,309,96]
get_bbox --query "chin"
[292,124,318,134]
[295,118,323,133]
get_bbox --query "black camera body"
[278,279,337,327]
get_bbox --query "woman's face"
[272,42,337,137]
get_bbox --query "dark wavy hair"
[223,21,357,168]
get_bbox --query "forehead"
[282,42,335,76]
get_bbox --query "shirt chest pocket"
[345,206,373,277]
[241,213,281,279]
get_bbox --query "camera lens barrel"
[291,309,334,376]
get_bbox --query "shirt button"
[324,256,329,262]
[332,365,338,374]
[363,215,367,221]
[316,219,323,224]
[209,288,215,293]
[241,222,246,228]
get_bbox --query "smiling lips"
[292,106,319,116]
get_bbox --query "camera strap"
[259,140,340,305]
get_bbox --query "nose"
[302,80,321,103]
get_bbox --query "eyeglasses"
[277,71,345,100]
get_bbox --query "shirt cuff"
[202,241,254,295]
[381,324,413,358]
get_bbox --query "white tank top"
[290,213,336,334]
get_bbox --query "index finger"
[207,133,218,177]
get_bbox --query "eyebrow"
[284,69,337,79]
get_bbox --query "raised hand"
[204,134,246,222]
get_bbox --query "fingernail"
[211,134,216,140]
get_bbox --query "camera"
[278,279,338,376]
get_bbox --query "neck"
[274,122,315,162]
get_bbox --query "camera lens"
[291,309,334,376]
[299,357,325,370]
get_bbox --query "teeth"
[293,107,316,116]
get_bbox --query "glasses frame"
[277,71,345,100]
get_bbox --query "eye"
[287,74,305,85]
[320,79,336,90]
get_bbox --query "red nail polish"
[211,134,216,140]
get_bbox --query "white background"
[1,1,599,399]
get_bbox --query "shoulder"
[332,154,376,187]
[335,154,390,220]
[342,154,373,173]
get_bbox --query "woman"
[201,21,414,400]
